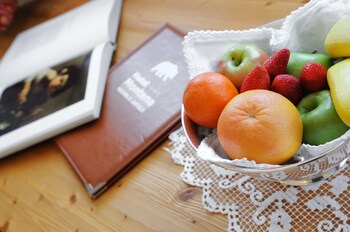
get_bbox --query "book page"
[0,0,121,86]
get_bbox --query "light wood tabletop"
[0,0,308,231]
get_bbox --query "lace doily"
[168,128,350,232]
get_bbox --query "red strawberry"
[270,74,302,105]
[263,48,290,79]
[240,65,270,93]
[300,62,328,93]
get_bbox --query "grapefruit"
[217,89,303,164]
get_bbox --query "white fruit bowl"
[182,106,349,185]
[181,0,350,185]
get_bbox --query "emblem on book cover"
[151,61,178,81]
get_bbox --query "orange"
[217,89,302,164]
[183,72,238,128]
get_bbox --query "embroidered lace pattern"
[168,128,350,232]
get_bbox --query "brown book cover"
[55,24,188,198]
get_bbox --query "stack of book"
[0,0,189,198]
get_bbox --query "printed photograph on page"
[0,51,92,136]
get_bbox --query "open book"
[0,0,123,158]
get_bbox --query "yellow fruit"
[217,90,303,165]
[324,16,350,58]
[327,58,350,126]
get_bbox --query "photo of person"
[0,51,92,136]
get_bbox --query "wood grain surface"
[0,0,308,231]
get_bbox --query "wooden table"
[0,1,307,231]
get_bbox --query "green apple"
[324,16,350,58]
[297,90,349,145]
[286,52,333,78]
[217,44,268,90]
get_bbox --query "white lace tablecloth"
[168,127,350,232]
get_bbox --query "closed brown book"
[55,24,188,198]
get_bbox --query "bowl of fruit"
[181,0,350,185]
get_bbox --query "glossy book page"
[0,0,122,87]
[0,0,122,158]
